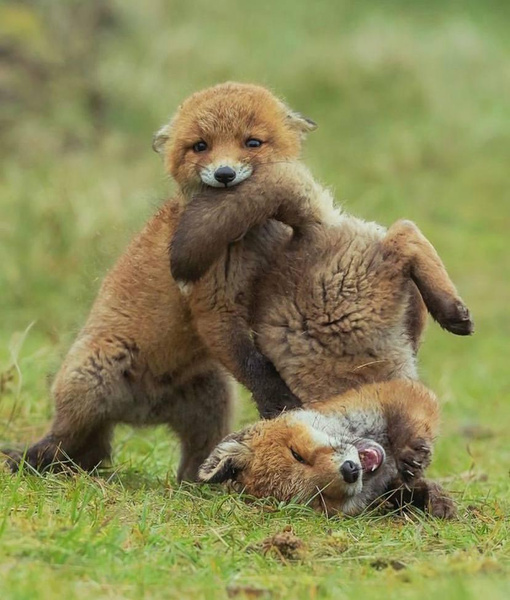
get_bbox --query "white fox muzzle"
[200,163,253,188]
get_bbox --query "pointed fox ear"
[284,106,318,137]
[198,428,254,484]
[152,121,172,154]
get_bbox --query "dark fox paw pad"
[398,439,432,482]
[441,301,474,336]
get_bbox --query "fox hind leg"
[3,335,136,473]
[383,220,473,336]
[3,422,113,474]
[168,368,234,483]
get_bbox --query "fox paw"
[425,482,457,519]
[398,439,432,483]
[438,299,474,336]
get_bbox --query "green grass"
[0,0,509,598]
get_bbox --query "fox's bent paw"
[425,481,457,519]
[397,438,432,483]
[437,299,474,336]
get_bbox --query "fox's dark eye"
[192,141,208,152]
[245,138,262,148]
[291,448,306,464]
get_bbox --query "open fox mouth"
[356,440,385,474]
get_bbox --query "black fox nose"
[214,166,236,184]
[340,460,361,484]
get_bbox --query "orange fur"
[3,81,471,514]
[154,82,315,193]
[199,380,456,518]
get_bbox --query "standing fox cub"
[3,83,472,485]
[199,380,456,518]
[3,83,333,480]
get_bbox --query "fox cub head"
[199,381,439,516]
[153,82,317,193]
[198,411,391,516]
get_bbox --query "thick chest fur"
[254,219,419,401]
[189,221,292,318]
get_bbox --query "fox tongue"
[359,448,381,473]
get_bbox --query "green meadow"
[0,1,508,598]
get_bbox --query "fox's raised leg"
[380,382,455,517]
[380,380,441,484]
[383,220,474,335]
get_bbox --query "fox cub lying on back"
[200,379,456,518]
[3,83,333,480]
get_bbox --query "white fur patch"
[289,409,345,440]
[287,406,386,442]
[342,409,386,438]
[200,163,253,188]
[176,281,193,296]
[316,188,345,227]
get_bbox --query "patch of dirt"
[227,585,271,599]
[256,526,306,561]
[370,559,407,571]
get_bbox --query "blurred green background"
[0,1,509,598]
[1,0,508,435]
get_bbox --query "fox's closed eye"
[245,138,263,148]
[290,448,306,464]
